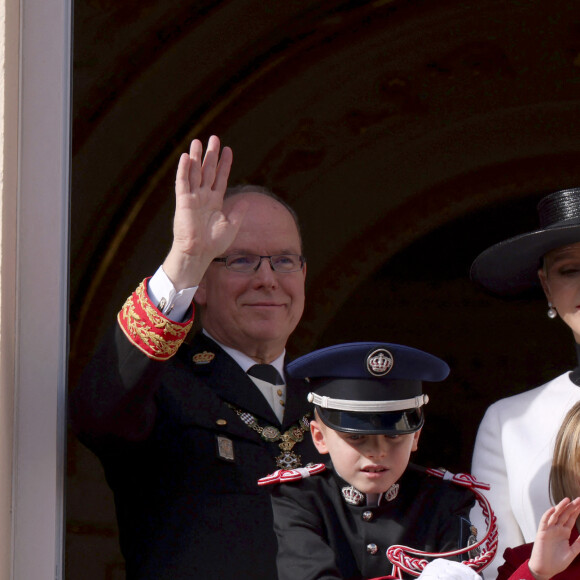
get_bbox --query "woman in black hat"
[470,187,580,578]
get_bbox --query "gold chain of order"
[226,403,311,469]
[227,403,310,443]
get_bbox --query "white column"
[9,0,71,577]
[0,0,19,576]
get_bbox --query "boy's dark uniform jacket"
[70,327,319,580]
[270,464,476,580]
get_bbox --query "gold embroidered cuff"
[117,278,194,361]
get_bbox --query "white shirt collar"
[202,329,286,379]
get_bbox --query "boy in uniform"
[260,342,494,580]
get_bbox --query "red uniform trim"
[117,278,194,361]
[258,464,326,485]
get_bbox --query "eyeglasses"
[213,254,306,273]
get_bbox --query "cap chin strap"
[385,469,498,578]
[307,393,429,412]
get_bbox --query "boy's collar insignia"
[366,348,394,376]
[192,351,215,364]
[384,483,399,502]
[341,485,365,506]
[341,482,399,506]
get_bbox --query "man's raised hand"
[163,136,247,290]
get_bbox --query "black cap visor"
[317,406,424,435]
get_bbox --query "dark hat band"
[309,377,423,400]
[538,188,580,228]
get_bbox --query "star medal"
[275,449,302,470]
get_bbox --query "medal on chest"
[227,403,311,469]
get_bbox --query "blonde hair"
[550,401,580,504]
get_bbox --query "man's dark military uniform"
[70,328,318,580]
[270,463,475,580]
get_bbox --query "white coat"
[470,372,580,579]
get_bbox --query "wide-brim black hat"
[470,187,580,296]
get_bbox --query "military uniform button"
[362,510,373,521]
[366,543,378,555]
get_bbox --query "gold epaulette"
[117,278,194,361]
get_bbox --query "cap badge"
[342,485,365,506]
[192,351,215,364]
[367,348,393,377]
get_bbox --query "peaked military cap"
[287,342,449,435]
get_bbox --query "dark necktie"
[247,364,285,386]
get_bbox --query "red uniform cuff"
[117,277,194,361]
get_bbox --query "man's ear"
[411,428,422,452]
[194,277,207,306]
[310,420,329,455]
